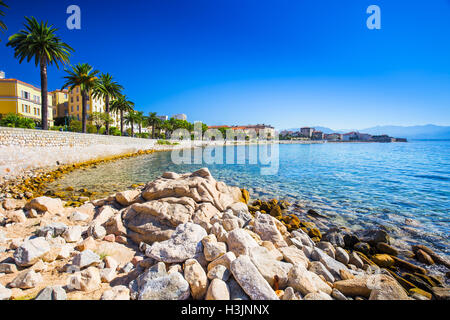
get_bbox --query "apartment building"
[0,77,54,127]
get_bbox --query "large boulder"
[14,237,50,267]
[253,214,288,248]
[288,264,332,296]
[230,255,279,300]
[123,197,196,244]
[226,229,259,257]
[141,168,242,211]
[184,258,208,300]
[27,196,64,214]
[249,246,292,288]
[130,262,190,300]
[146,223,207,263]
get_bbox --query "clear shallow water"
[46,140,450,258]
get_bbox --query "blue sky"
[1,0,449,130]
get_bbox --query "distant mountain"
[279,124,450,139]
[360,125,450,139]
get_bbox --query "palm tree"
[0,1,9,37]
[148,112,162,139]
[92,73,123,135]
[124,110,140,137]
[110,95,134,135]
[7,17,73,130]
[135,111,145,136]
[62,63,99,133]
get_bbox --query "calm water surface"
[46,140,450,258]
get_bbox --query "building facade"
[172,113,187,121]
[50,89,69,118]
[300,127,314,138]
[0,78,54,127]
[67,86,120,127]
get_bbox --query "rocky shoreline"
[0,168,449,300]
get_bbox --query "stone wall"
[0,127,157,147]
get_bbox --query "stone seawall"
[0,127,156,148]
[0,127,210,183]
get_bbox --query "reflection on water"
[45,141,450,258]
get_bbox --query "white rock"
[226,229,259,257]
[13,237,50,267]
[62,225,82,243]
[230,255,279,300]
[184,258,208,300]
[146,223,207,263]
[205,278,230,300]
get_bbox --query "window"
[64,94,67,99]
[76,96,79,102]
[71,97,73,103]
[22,91,30,100]
[76,87,79,93]
[77,105,79,111]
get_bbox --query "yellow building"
[50,89,69,119]
[0,78,54,126]
[68,86,120,127]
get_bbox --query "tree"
[135,111,145,135]
[124,110,140,137]
[148,112,161,139]
[92,73,123,135]
[110,95,134,135]
[0,0,8,37]
[89,112,110,134]
[62,63,99,133]
[7,17,73,130]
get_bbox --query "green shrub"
[68,119,82,132]
[109,126,121,136]
[0,113,36,129]
[157,139,179,146]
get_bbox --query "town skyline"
[1,1,449,130]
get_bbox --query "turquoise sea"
[46,140,450,259]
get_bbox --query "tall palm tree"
[148,112,161,139]
[124,110,140,137]
[7,17,73,130]
[110,95,134,135]
[0,1,9,37]
[135,111,145,135]
[62,63,99,133]
[92,73,123,135]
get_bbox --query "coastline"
[0,167,448,301]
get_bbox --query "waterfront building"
[172,113,187,121]
[50,89,69,118]
[311,131,325,140]
[371,135,395,142]
[157,115,169,121]
[325,133,343,141]
[67,86,120,127]
[0,76,54,127]
[300,127,314,138]
[342,132,359,141]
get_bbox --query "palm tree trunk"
[105,95,110,135]
[139,123,142,135]
[81,92,88,133]
[131,121,134,137]
[152,121,155,139]
[120,110,124,135]
[40,60,49,130]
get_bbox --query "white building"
[172,113,187,121]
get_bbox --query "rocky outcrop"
[0,168,445,301]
